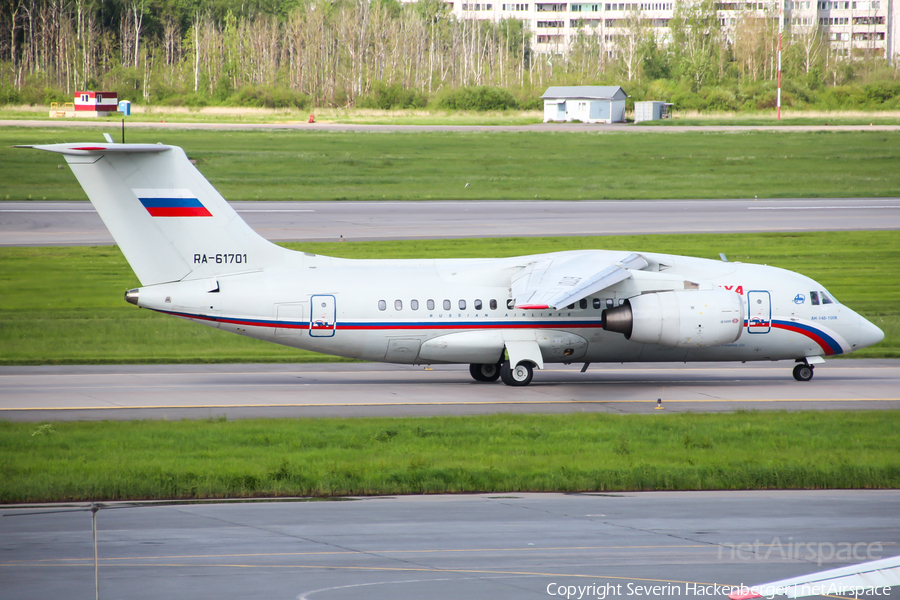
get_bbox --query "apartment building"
[429,0,900,62]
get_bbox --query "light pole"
[91,503,99,600]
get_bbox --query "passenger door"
[309,295,336,337]
[747,290,771,334]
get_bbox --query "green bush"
[433,85,519,111]
[821,85,867,109]
[227,85,310,109]
[356,82,428,109]
[703,87,739,112]
[0,84,21,104]
[863,80,900,105]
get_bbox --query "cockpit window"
[810,291,820,306]
[821,291,835,305]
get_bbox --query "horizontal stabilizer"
[15,143,172,155]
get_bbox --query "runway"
[3,198,900,246]
[2,491,898,600]
[1,360,897,421]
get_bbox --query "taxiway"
[2,198,900,246]
[1,360,897,422]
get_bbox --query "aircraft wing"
[511,252,648,310]
[728,554,900,599]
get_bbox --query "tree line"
[1,0,898,110]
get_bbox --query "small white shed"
[634,101,673,123]
[541,86,628,124]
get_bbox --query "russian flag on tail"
[133,188,212,217]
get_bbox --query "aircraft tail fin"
[22,142,287,286]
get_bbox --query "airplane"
[19,141,884,386]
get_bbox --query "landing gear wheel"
[500,361,534,387]
[793,363,814,382]
[469,362,501,382]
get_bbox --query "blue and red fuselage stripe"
[153,309,844,355]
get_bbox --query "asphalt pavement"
[1,360,897,421]
[2,491,898,600]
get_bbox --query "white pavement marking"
[748,206,900,210]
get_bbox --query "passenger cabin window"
[378,300,386,311]
[475,299,483,310]
[459,299,467,309]
[579,299,587,309]
[395,300,402,310]
[567,303,575,309]
[490,299,498,310]
[810,291,820,306]
[606,299,614,308]
[411,299,419,310]
[427,299,435,310]
[507,299,515,309]
[443,299,451,310]
[593,298,601,309]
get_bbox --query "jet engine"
[602,289,744,348]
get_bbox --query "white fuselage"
[135,249,881,366]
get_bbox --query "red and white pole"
[777,0,784,120]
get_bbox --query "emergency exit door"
[309,295,336,337]
[747,290,771,334]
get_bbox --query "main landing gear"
[500,361,534,387]
[793,363,814,382]
[469,362,501,382]
[469,361,535,386]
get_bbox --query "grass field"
[0,231,896,365]
[1,410,898,502]
[4,127,900,201]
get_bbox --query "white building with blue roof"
[541,86,628,123]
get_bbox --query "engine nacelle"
[602,289,744,348]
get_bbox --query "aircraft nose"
[856,315,884,350]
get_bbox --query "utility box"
[634,101,673,123]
